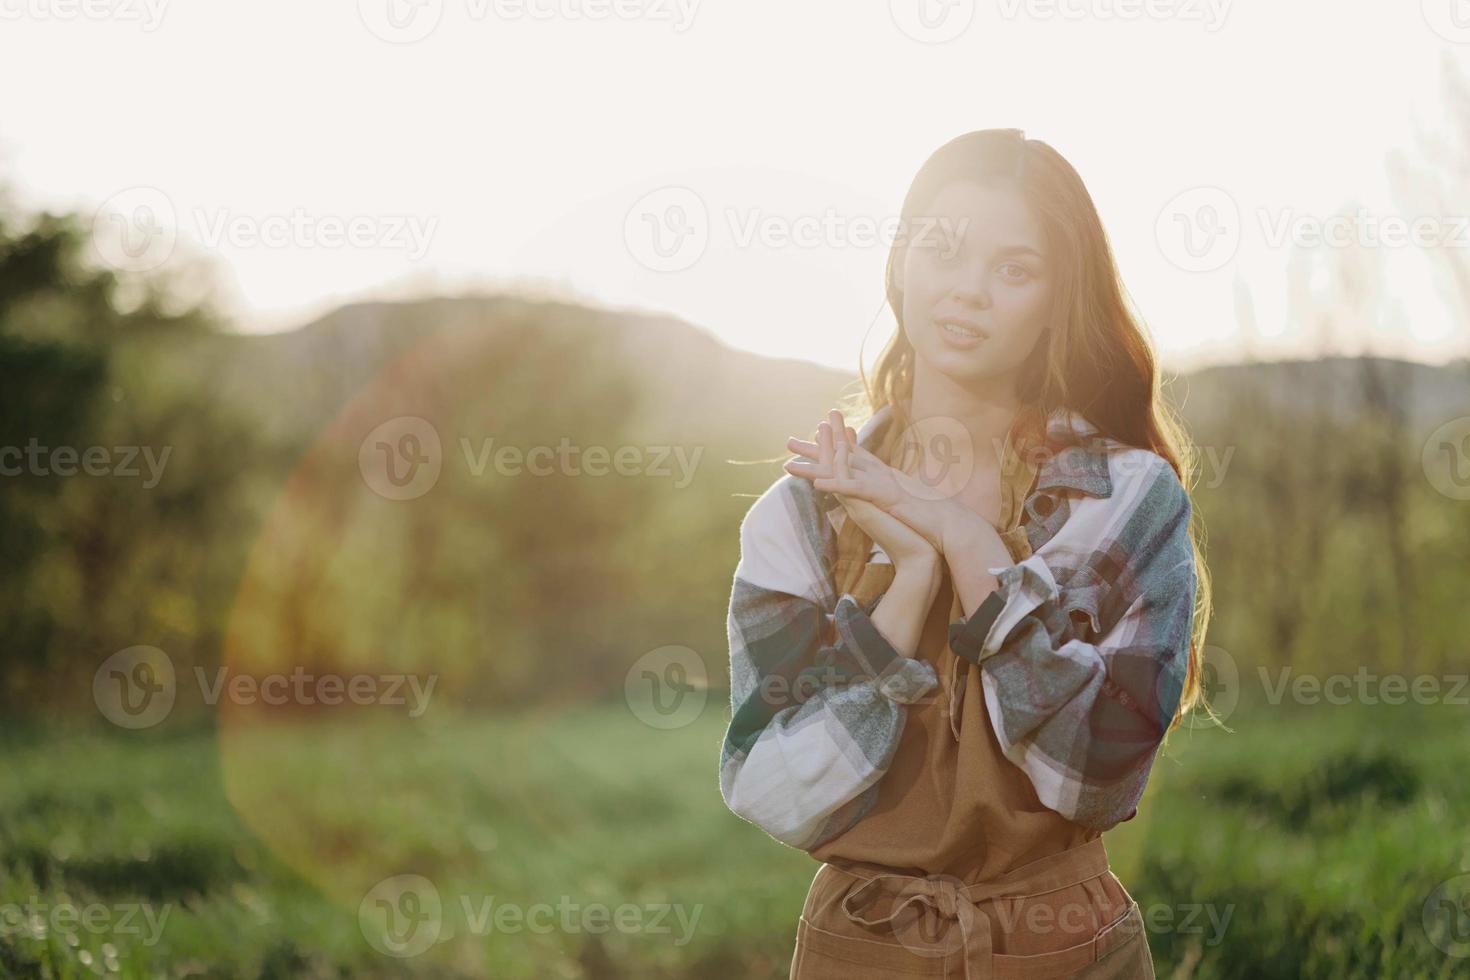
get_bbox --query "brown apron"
[792,416,1156,979]
[793,839,1151,979]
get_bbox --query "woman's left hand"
[784,410,955,552]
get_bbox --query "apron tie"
[840,871,991,980]
[835,837,1111,980]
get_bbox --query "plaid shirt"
[718,405,1197,849]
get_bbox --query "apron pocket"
[989,899,1146,980]
[793,914,945,977]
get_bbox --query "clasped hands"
[783,409,1013,578]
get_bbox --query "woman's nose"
[949,277,992,309]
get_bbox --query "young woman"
[719,129,1214,978]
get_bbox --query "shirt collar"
[1034,407,1113,499]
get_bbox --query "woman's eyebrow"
[991,244,1044,260]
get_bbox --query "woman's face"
[898,178,1053,388]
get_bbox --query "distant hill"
[1174,355,1469,434]
[131,292,1468,477]
[134,295,858,499]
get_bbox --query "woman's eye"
[998,262,1032,282]
[922,242,959,263]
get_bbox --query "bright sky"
[3,0,1469,375]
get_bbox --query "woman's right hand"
[835,492,940,572]
[783,413,940,572]
[785,412,963,554]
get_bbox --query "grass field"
[0,698,1464,979]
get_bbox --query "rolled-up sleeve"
[946,457,1197,831]
[719,478,939,850]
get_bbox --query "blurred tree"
[0,195,244,710]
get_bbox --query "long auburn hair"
[837,127,1217,735]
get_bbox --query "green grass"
[0,699,1465,978]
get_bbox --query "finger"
[834,434,852,483]
[818,477,880,503]
[786,435,819,457]
[817,420,833,467]
[783,458,828,480]
[813,475,861,495]
[841,425,872,469]
[792,433,856,461]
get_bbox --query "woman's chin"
[918,341,992,378]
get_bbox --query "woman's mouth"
[936,317,987,348]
